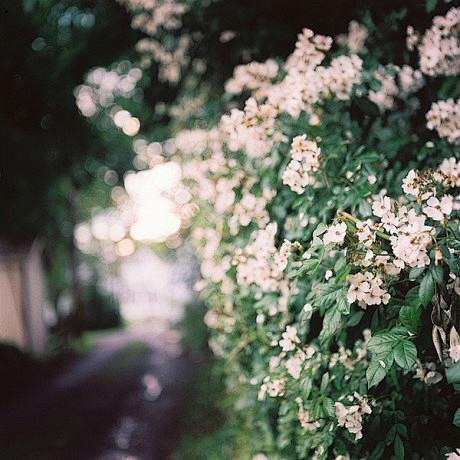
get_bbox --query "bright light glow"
[113,109,131,127]
[122,117,140,136]
[130,199,181,242]
[150,162,181,190]
[123,164,183,242]
[116,238,135,256]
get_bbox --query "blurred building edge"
[0,239,49,355]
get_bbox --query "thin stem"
[337,210,391,241]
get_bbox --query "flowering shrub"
[168,5,460,459]
[128,2,460,458]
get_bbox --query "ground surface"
[0,320,196,460]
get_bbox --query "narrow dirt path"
[0,320,195,460]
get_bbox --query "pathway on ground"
[0,319,196,460]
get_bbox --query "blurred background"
[0,0,425,458]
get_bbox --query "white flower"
[446,448,460,460]
[423,195,453,221]
[323,222,347,245]
[279,325,300,351]
[325,269,333,280]
[335,393,372,441]
[372,195,392,218]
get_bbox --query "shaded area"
[0,322,194,460]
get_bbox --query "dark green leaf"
[354,97,380,117]
[393,341,417,370]
[446,361,460,384]
[399,305,421,334]
[359,151,381,162]
[396,423,408,439]
[394,435,404,460]
[419,272,434,307]
[386,425,396,444]
[453,408,460,428]
[430,264,443,284]
[367,360,387,388]
[370,442,386,459]
[405,286,421,308]
[346,310,364,327]
[409,266,425,281]
[319,308,342,344]
[368,329,408,354]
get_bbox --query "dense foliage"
[153,2,460,458]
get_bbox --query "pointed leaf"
[394,435,404,460]
[430,264,443,284]
[405,286,421,308]
[323,397,335,418]
[394,341,417,370]
[399,305,421,334]
[419,272,434,307]
[337,288,350,315]
[409,266,425,281]
[367,360,387,388]
[315,284,342,307]
[368,329,408,354]
[319,308,342,344]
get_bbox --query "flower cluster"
[346,272,390,307]
[232,223,291,291]
[415,7,460,77]
[335,393,372,441]
[163,6,460,458]
[426,98,460,144]
[335,20,368,54]
[282,135,321,193]
[225,59,279,97]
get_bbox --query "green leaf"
[426,0,437,13]
[337,288,350,315]
[405,286,421,308]
[394,435,404,460]
[290,258,320,278]
[453,408,460,428]
[323,397,335,418]
[399,305,421,334]
[319,308,342,344]
[396,423,408,439]
[368,329,408,354]
[446,361,460,384]
[320,373,330,393]
[313,223,327,237]
[430,264,443,284]
[393,341,417,370]
[315,284,342,307]
[367,360,387,388]
[346,310,364,327]
[419,272,434,307]
[371,442,386,459]
[354,97,380,117]
[359,199,372,217]
[359,151,381,163]
[409,266,425,280]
